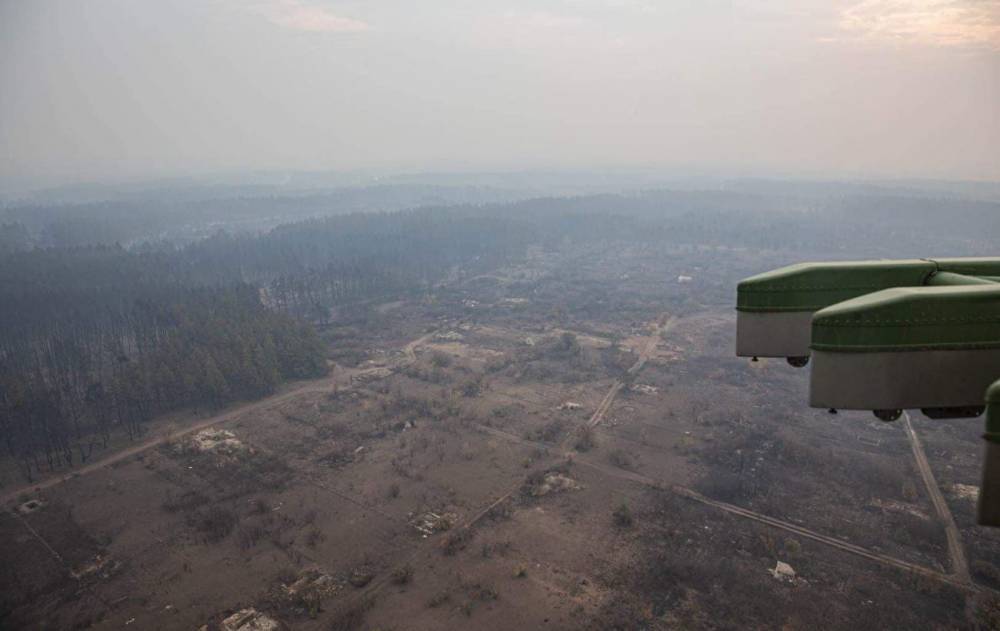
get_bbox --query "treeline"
[2,194,997,482]
[0,208,533,481]
[0,283,325,481]
[0,183,522,250]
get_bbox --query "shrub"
[608,449,633,470]
[574,426,596,452]
[328,598,373,631]
[442,528,473,556]
[972,560,1000,589]
[431,352,452,368]
[191,506,237,542]
[391,564,413,585]
[305,528,324,548]
[427,591,451,608]
[612,502,634,528]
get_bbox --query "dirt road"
[902,412,970,583]
[1,328,450,507]
[473,421,978,593]
[574,315,677,439]
[1,375,341,506]
[402,329,438,363]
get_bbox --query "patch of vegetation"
[328,598,374,631]
[612,501,634,528]
[972,560,1000,590]
[442,528,474,556]
[427,591,452,608]
[574,426,596,452]
[431,351,452,368]
[526,418,565,443]
[390,565,413,585]
[190,506,237,542]
[608,448,633,470]
[162,490,209,513]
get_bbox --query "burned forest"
[2,184,1000,630]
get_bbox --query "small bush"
[305,528,324,548]
[431,352,452,368]
[328,598,373,631]
[608,449,633,470]
[973,560,1000,589]
[442,528,473,556]
[191,506,237,542]
[612,502,634,528]
[391,564,413,585]
[574,426,596,452]
[427,591,451,608]
[460,377,483,398]
[162,490,209,513]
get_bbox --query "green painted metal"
[811,285,1000,352]
[925,272,998,286]
[736,257,1000,314]
[933,257,1000,278]
[987,380,1000,441]
[989,380,1000,404]
[980,379,1000,526]
[736,259,934,313]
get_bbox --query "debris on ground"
[17,498,44,514]
[558,401,582,411]
[348,567,375,588]
[219,608,282,631]
[410,511,456,537]
[283,568,339,599]
[435,331,465,341]
[192,428,247,455]
[951,483,979,502]
[630,384,659,395]
[71,554,121,580]
[527,473,582,497]
[868,498,929,520]
[769,561,796,582]
[351,367,394,383]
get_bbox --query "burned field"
[3,244,999,630]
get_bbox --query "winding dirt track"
[902,412,970,582]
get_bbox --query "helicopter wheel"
[786,356,809,368]
[873,409,902,422]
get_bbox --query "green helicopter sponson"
[809,284,1000,411]
[736,257,1000,361]
[979,380,1000,526]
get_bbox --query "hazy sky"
[2,0,998,188]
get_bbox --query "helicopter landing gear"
[874,409,903,422]
[786,356,809,368]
